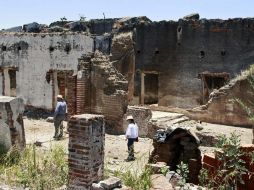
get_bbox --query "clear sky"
[0,0,253,29]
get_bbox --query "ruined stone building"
[1,14,254,133]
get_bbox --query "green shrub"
[198,132,250,189]
[0,144,68,189]
[176,161,189,188]
[107,153,153,190]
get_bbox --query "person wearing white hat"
[125,115,139,161]
[53,95,67,140]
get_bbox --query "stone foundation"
[0,96,25,150]
[68,114,105,190]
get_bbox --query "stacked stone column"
[68,114,105,190]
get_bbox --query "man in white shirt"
[125,115,139,161]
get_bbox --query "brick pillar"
[66,75,77,116]
[68,114,105,190]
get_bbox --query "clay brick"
[68,114,105,189]
[203,154,218,168]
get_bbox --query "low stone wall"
[68,114,105,190]
[0,96,25,150]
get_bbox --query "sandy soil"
[24,118,153,173]
[23,116,253,172]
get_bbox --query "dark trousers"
[127,138,136,159]
[54,115,65,138]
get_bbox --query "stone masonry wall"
[0,96,25,150]
[187,70,254,127]
[135,18,254,108]
[68,114,105,190]
[123,106,152,137]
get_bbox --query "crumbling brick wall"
[0,96,25,150]
[68,114,105,190]
[77,51,128,134]
[187,72,254,127]
[110,32,136,104]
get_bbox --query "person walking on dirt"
[53,95,67,140]
[125,115,139,161]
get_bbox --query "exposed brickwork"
[68,114,105,190]
[77,52,128,134]
[66,75,77,117]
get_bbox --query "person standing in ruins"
[125,115,139,161]
[53,95,67,140]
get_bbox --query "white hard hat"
[126,115,134,121]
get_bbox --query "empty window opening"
[64,44,71,54]
[200,51,205,58]
[177,26,182,33]
[221,50,226,56]
[144,73,159,104]
[52,70,76,115]
[155,49,160,54]
[45,71,52,83]
[49,46,55,52]
[8,69,17,97]
[199,72,229,104]
[2,46,7,51]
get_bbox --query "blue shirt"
[54,101,67,117]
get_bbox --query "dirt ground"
[24,118,153,173]
[24,116,253,172]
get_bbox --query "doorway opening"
[9,69,17,97]
[144,73,159,104]
[1,68,18,97]
[48,70,76,115]
[198,72,230,104]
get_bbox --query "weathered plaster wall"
[187,74,254,127]
[77,51,128,134]
[110,32,135,103]
[0,96,25,150]
[0,33,93,109]
[135,18,254,108]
